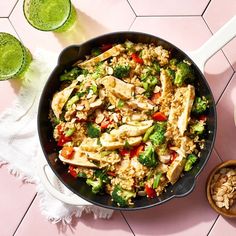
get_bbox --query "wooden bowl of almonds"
[206,160,236,218]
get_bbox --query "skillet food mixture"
[50,41,209,207]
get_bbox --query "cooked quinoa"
[49,41,208,207]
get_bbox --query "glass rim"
[23,0,73,32]
[0,32,27,80]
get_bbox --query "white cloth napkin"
[0,49,113,223]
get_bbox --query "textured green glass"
[23,0,77,32]
[0,33,32,80]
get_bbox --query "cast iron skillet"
[38,31,217,210]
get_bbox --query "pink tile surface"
[128,0,210,16]
[209,216,236,236]
[123,150,221,236]
[215,73,236,161]
[10,0,135,54]
[0,1,236,235]
[130,16,234,101]
[204,0,236,70]
[0,0,18,17]
[0,165,36,236]
[15,195,133,236]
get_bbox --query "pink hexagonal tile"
[14,195,133,236]
[0,165,36,236]
[204,0,236,70]
[0,18,23,112]
[0,0,18,17]
[208,216,236,236]
[123,150,221,236]
[215,73,236,161]
[128,0,211,16]
[130,16,234,102]
[10,0,135,54]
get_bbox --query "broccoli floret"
[192,96,208,114]
[165,68,175,81]
[86,178,103,194]
[113,65,130,79]
[169,58,178,67]
[112,185,136,207]
[91,62,105,79]
[174,61,195,87]
[138,145,157,167]
[184,154,198,171]
[91,47,101,56]
[60,67,82,81]
[87,122,101,138]
[190,120,205,135]
[86,169,109,194]
[149,122,166,147]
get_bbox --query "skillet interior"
[37,32,217,210]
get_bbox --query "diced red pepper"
[57,135,72,146]
[152,112,167,121]
[101,118,111,129]
[61,146,74,159]
[100,43,113,52]
[57,124,72,146]
[145,184,157,198]
[199,115,207,122]
[151,92,161,104]
[57,124,63,135]
[119,149,130,157]
[131,53,144,64]
[130,144,145,158]
[69,165,77,178]
[107,171,116,177]
[169,151,178,164]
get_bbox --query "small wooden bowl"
[206,160,236,218]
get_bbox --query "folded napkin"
[0,49,113,223]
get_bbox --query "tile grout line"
[215,71,235,106]
[13,193,37,236]
[201,0,212,16]
[8,18,24,42]
[120,211,136,236]
[8,0,20,18]
[126,0,137,17]
[128,16,137,31]
[213,148,224,162]
[207,214,220,236]
[202,17,235,72]
[136,14,201,18]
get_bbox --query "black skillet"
[37,17,236,210]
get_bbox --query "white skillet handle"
[188,16,236,72]
[36,154,92,206]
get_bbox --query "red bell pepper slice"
[169,151,177,164]
[61,146,74,159]
[101,118,111,129]
[100,44,113,52]
[68,165,77,178]
[145,184,157,198]
[199,115,207,122]
[57,135,72,146]
[152,112,167,121]
[130,144,145,158]
[131,53,144,64]
[107,171,116,177]
[119,149,130,157]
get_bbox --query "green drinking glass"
[0,33,32,81]
[23,0,77,32]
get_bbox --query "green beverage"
[0,33,32,81]
[23,0,77,32]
